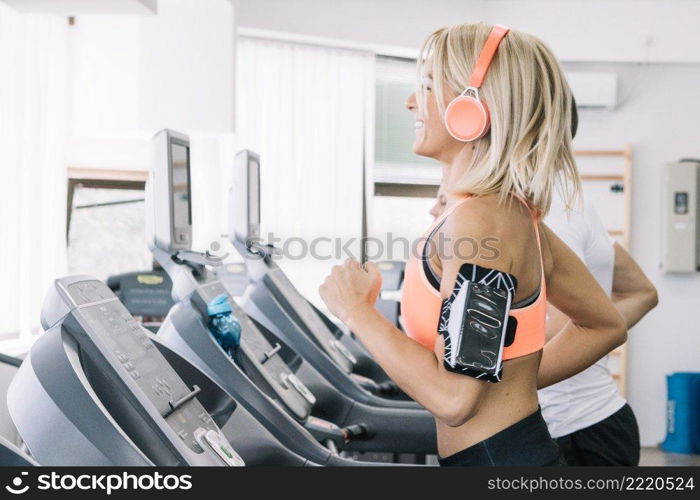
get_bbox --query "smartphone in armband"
[444,280,512,381]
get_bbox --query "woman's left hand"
[319,259,383,325]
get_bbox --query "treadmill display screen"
[248,157,260,239]
[232,150,261,243]
[171,143,191,227]
[65,280,220,452]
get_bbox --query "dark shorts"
[438,408,565,466]
[555,403,640,466]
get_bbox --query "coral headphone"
[444,24,510,142]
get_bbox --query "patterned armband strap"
[438,263,517,383]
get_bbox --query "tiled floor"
[640,447,700,466]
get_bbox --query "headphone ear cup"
[444,95,490,142]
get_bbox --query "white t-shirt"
[538,192,626,438]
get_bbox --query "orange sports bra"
[401,197,546,360]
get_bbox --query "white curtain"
[189,132,236,256]
[235,37,373,305]
[0,6,68,340]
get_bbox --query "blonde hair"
[417,23,580,215]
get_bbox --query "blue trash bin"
[661,372,700,454]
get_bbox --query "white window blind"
[374,56,440,185]
[235,37,373,306]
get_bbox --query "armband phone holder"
[439,264,517,383]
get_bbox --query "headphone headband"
[444,24,510,142]
[468,24,510,89]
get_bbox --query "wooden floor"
[640,447,700,466]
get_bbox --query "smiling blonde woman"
[320,23,626,466]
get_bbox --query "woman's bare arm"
[538,224,627,389]
[320,261,487,426]
[344,305,487,426]
[319,204,510,427]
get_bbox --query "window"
[374,56,440,185]
[66,169,152,281]
[369,57,440,262]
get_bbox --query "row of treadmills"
[0,129,432,467]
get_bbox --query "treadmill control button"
[331,340,358,364]
[281,373,317,405]
[194,428,245,467]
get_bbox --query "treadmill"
[229,150,419,408]
[0,436,35,466]
[216,262,250,300]
[0,354,37,466]
[7,275,309,466]
[107,269,175,332]
[146,130,435,462]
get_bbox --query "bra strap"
[426,194,546,288]
[513,195,546,286]
[433,196,473,228]
[420,196,473,291]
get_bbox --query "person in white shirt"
[541,192,657,465]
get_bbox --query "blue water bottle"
[207,294,242,360]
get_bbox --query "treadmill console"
[228,149,355,372]
[51,277,243,466]
[146,129,193,254]
[192,274,317,417]
[267,268,357,371]
[197,279,230,304]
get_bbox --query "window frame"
[66,168,148,241]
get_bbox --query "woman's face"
[405,63,465,164]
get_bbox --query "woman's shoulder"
[438,196,515,271]
[443,194,527,239]
[440,195,542,275]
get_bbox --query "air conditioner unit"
[566,71,618,109]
